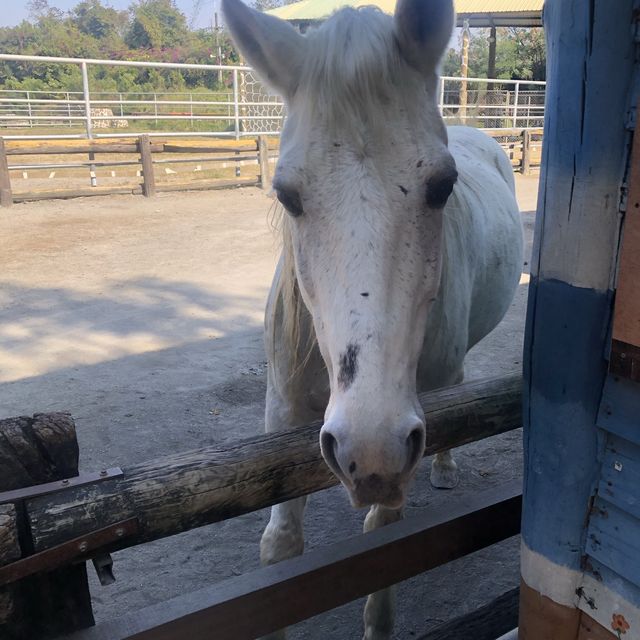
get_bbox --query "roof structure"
[267,0,543,27]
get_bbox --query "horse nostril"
[320,430,340,473]
[405,426,425,473]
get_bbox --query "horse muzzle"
[319,415,425,508]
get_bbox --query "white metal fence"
[0,54,545,140]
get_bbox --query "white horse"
[223,0,523,637]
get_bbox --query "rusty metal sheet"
[0,467,123,505]
[0,517,138,587]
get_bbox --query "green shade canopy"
[267,0,543,27]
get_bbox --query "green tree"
[125,0,190,49]
[442,27,546,81]
[254,0,300,12]
[72,0,128,41]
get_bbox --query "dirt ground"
[0,174,539,639]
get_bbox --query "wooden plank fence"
[63,483,522,640]
[0,374,522,639]
[0,135,276,205]
[0,129,541,207]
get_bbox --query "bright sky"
[2,0,220,30]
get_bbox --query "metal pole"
[26,91,33,128]
[119,93,124,118]
[459,20,470,122]
[190,93,194,127]
[513,81,520,127]
[154,92,158,126]
[233,69,241,176]
[66,92,72,127]
[81,62,97,187]
[81,62,93,139]
[487,26,497,92]
[214,11,222,86]
[233,69,240,140]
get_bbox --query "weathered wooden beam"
[26,374,521,554]
[162,143,257,154]
[419,587,519,640]
[521,129,532,175]
[12,186,143,202]
[0,138,13,208]
[64,482,522,640]
[0,414,93,639]
[258,135,270,189]
[0,506,19,568]
[155,178,259,194]
[138,134,156,197]
[5,143,163,155]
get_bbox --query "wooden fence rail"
[0,135,275,205]
[0,374,522,639]
[0,129,540,207]
[63,482,522,640]
[21,374,520,556]
[483,127,543,174]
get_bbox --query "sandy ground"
[0,173,539,639]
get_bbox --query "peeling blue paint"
[522,276,612,570]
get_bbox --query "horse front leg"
[259,374,323,640]
[362,504,403,640]
[260,496,307,566]
[430,449,459,488]
[259,495,307,640]
[429,368,463,489]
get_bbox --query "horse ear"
[394,0,454,75]
[222,0,307,98]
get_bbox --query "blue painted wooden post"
[520,1,640,637]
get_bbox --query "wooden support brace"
[258,136,270,189]
[25,374,522,555]
[64,482,522,640]
[138,134,156,197]
[0,138,13,208]
[521,129,532,175]
[419,587,519,640]
[0,413,94,639]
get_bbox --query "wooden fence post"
[138,135,156,197]
[0,413,94,639]
[258,136,270,189]
[0,138,13,208]
[521,129,531,175]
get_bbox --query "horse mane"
[295,7,422,136]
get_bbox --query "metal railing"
[0,54,546,140]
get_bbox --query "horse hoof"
[430,464,459,489]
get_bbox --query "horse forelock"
[295,7,414,134]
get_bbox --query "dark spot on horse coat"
[360,292,369,297]
[349,461,357,474]
[416,159,424,168]
[338,343,360,391]
[398,184,409,196]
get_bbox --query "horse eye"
[276,188,304,217]
[426,170,457,209]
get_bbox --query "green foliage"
[442,27,546,81]
[125,0,189,49]
[0,0,239,94]
[73,0,128,41]
[0,3,545,99]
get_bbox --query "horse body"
[223,0,523,636]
